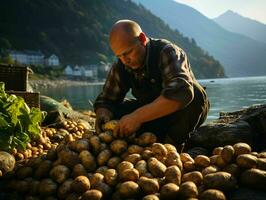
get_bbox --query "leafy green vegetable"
[0,82,46,151]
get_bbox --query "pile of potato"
[1,120,266,200]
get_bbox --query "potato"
[240,168,266,190]
[165,151,183,169]
[204,172,238,191]
[39,178,57,196]
[223,163,241,177]
[212,147,223,155]
[72,164,87,178]
[107,156,121,169]
[110,140,127,155]
[71,175,90,193]
[142,149,153,160]
[210,155,219,165]
[46,149,57,161]
[95,166,108,175]
[138,176,160,194]
[104,169,119,186]
[258,152,266,158]
[102,120,118,132]
[120,168,139,182]
[69,139,89,153]
[117,161,134,175]
[49,165,70,183]
[165,166,181,185]
[99,131,113,143]
[236,154,257,168]
[35,160,52,179]
[199,189,226,200]
[128,145,144,154]
[119,181,140,198]
[233,143,252,156]
[202,165,219,176]
[148,157,167,178]
[57,179,73,199]
[16,166,33,179]
[124,153,142,165]
[66,193,80,200]
[58,148,80,168]
[221,145,235,163]
[215,155,227,168]
[89,136,102,155]
[194,155,210,168]
[182,171,203,186]
[160,183,179,200]
[28,180,40,195]
[257,158,266,170]
[79,150,96,172]
[91,182,112,198]
[81,189,103,200]
[135,160,148,176]
[89,173,104,187]
[12,180,29,193]
[179,181,198,199]
[180,153,194,163]
[136,132,157,147]
[183,161,196,172]
[97,149,112,166]
[152,143,168,157]
[143,194,160,200]
[164,144,177,153]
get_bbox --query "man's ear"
[138,32,147,46]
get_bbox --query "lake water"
[38,76,266,122]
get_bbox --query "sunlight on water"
[39,76,266,123]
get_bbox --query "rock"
[0,151,16,174]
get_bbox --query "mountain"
[214,10,266,44]
[0,0,225,79]
[133,0,266,77]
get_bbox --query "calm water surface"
[38,76,266,122]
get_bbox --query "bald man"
[94,19,209,148]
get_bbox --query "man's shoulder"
[150,38,182,51]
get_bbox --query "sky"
[174,0,266,24]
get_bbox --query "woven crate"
[0,64,32,91]
[6,91,40,108]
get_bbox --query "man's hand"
[95,108,113,133]
[114,113,141,138]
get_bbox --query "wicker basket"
[6,91,40,108]
[0,63,32,91]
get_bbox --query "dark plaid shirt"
[94,38,200,113]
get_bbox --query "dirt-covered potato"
[215,155,227,168]
[92,182,112,198]
[69,139,89,153]
[194,155,210,168]
[135,132,157,147]
[183,161,196,172]
[182,171,203,186]
[199,189,226,200]
[128,145,144,154]
[81,189,103,200]
[164,144,177,153]
[117,161,134,175]
[257,158,266,170]
[79,150,96,172]
[99,131,113,143]
[152,143,168,157]
[71,175,90,193]
[102,120,118,132]
[221,145,235,163]
[58,148,80,168]
[97,149,112,166]
[165,166,181,185]
[124,153,142,165]
[233,143,252,156]
[165,151,182,169]
[89,136,102,155]
[57,179,73,199]
[118,181,140,198]
[120,168,139,182]
[28,180,40,196]
[202,165,219,176]
[212,147,223,155]
[138,176,160,194]
[16,166,33,179]
[72,164,87,178]
[104,169,119,186]
[223,163,241,177]
[160,183,179,200]
[204,172,238,191]
[135,160,148,176]
[236,154,257,168]
[95,166,108,175]
[148,157,167,178]
[210,155,219,165]
[89,173,104,188]
[180,153,194,163]
[240,168,266,190]
[142,149,153,160]
[38,178,58,196]
[110,140,127,155]
[179,181,198,199]
[107,156,121,169]
[34,160,53,179]
[49,165,70,183]
[143,194,160,200]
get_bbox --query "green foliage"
[0,82,46,151]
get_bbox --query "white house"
[9,50,45,65]
[45,54,60,66]
[64,65,73,76]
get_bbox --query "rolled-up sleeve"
[94,62,129,112]
[160,44,194,109]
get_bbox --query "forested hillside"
[0,0,225,78]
